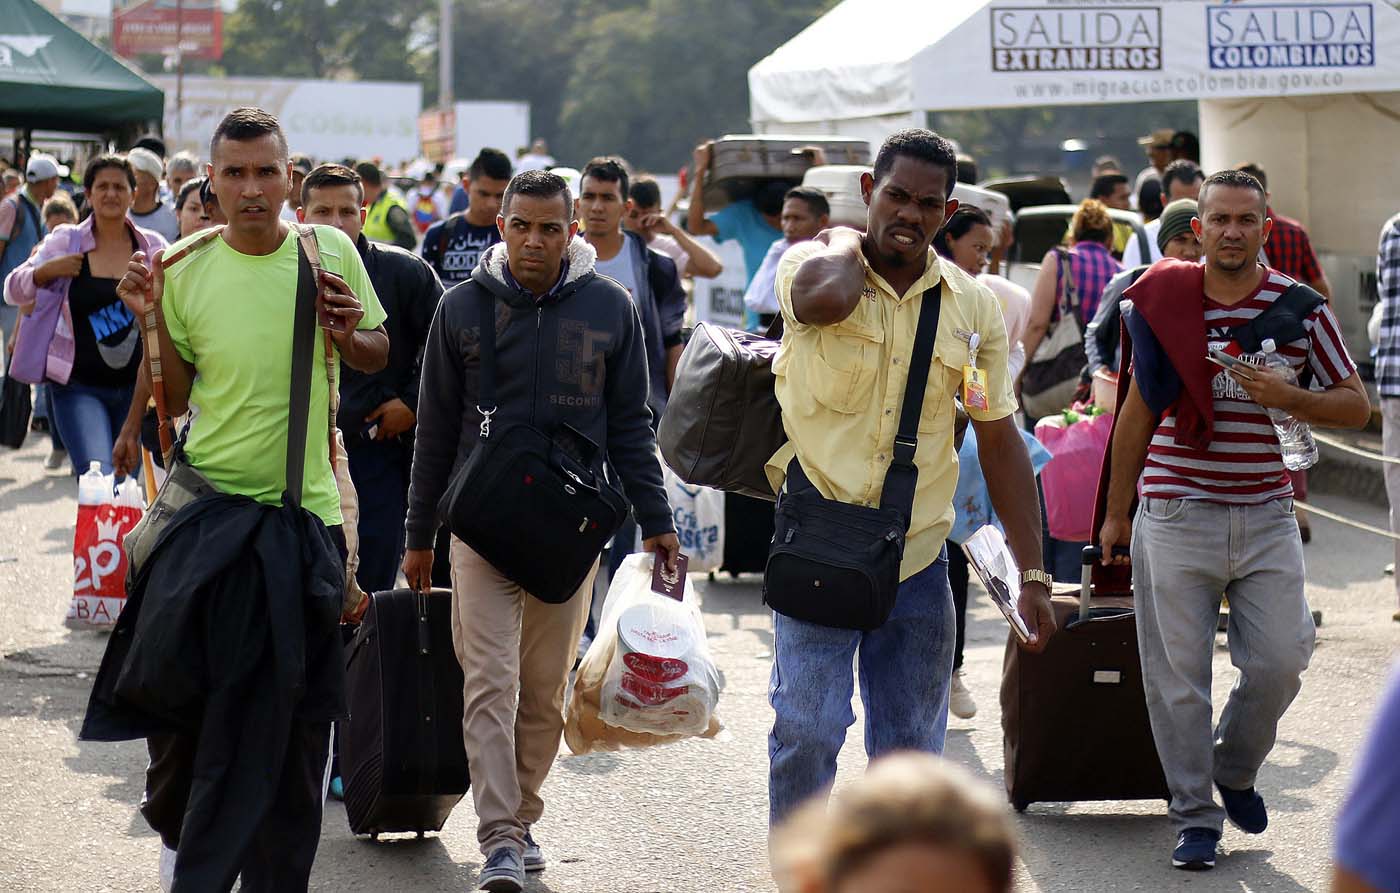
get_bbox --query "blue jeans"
[768,553,955,825]
[49,380,133,477]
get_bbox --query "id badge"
[963,365,989,412]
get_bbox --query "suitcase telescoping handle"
[416,589,432,656]
[1080,545,1130,621]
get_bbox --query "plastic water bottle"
[78,461,109,506]
[1260,339,1318,470]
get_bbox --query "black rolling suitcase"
[717,491,775,577]
[342,588,470,837]
[999,356,1169,812]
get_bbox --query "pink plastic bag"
[1035,411,1114,543]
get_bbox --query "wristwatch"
[1018,569,1053,590]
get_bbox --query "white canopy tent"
[750,0,1400,346]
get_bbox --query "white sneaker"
[158,844,177,892]
[949,670,978,719]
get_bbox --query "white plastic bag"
[564,552,722,753]
[662,468,725,573]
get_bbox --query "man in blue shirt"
[687,141,788,330]
[742,186,829,329]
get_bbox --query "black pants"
[143,722,332,891]
[947,545,969,672]
[344,436,411,594]
[141,525,347,892]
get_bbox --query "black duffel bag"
[763,284,941,631]
[437,291,628,604]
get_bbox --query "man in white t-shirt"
[623,175,723,279]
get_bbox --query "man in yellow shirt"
[765,129,1055,826]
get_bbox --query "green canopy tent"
[1,0,163,144]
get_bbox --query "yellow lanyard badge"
[963,332,988,412]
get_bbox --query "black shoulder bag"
[437,291,630,603]
[763,284,942,631]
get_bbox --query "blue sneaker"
[328,776,344,801]
[1217,781,1268,834]
[1172,828,1220,871]
[523,828,545,873]
[477,847,524,892]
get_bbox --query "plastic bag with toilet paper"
[564,552,722,753]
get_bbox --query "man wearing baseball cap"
[126,147,180,242]
[1134,128,1174,209]
[1,153,65,348]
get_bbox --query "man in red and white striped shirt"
[1099,170,1370,872]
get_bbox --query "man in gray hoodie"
[402,169,678,893]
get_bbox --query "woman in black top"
[22,155,167,476]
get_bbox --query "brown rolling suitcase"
[999,355,1169,812]
[704,135,872,209]
[1000,554,1169,812]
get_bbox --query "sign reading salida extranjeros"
[990,6,1162,72]
[1207,4,1375,69]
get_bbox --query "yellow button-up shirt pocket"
[918,340,966,435]
[804,320,886,415]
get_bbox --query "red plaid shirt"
[1264,209,1324,285]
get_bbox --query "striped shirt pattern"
[1375,214,1400,398]
[1142,269,1356,504]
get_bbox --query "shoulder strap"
[878,282,942,523]
[1055,247,1079,316]
[475,287,498,438]
[16,193,40,238]
[1227,281,1326,354]
[147,226,225,464]
[284,225,321,506]
[292,223,338,469]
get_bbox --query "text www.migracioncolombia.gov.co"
[1012,69,1347,101]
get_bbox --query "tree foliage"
[213,0,1196,181]
[220,0,433,82]
[217,0,837,171]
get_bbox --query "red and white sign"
[113,0,223,61]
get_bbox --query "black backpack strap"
[284,228,319,506]
[879,283,942,524]
[1228,281,1326,353]
[16,193,41,239]
[475,289,498,439]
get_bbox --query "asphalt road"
[1,434,1397,892]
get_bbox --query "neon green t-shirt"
[163,224,386,526]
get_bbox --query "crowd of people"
[2,110,1399,893]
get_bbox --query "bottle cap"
[1261,338,1277,353]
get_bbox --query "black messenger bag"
[437,291,629,604]
[763,284,942,631]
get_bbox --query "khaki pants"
[449,537,596,856]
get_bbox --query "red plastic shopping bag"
[1035,409,1114,543]
[67,463,144,629]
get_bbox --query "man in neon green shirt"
[113,107,388,889]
